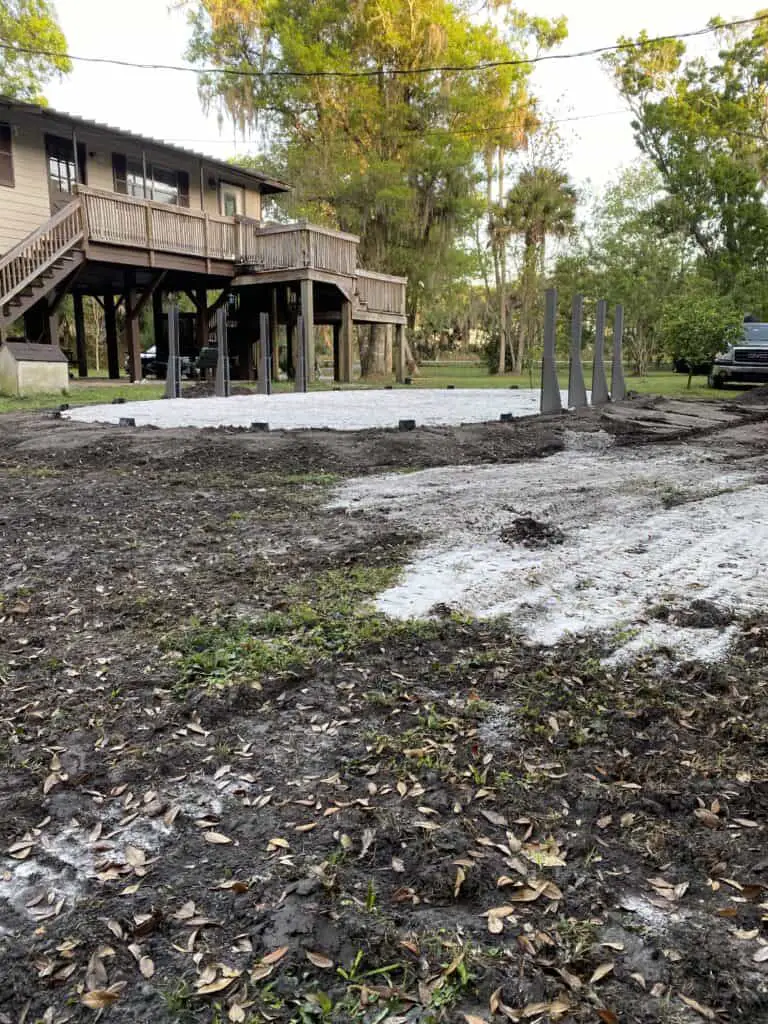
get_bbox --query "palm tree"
[503,167,577,373]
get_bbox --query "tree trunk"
[359,324,390,378]
[514,246,537,374]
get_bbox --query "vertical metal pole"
[214,306,231,397]
[591,300,610,406]
[295,315,307,393]
[71,129,80,187]
[258,312,272,395]
[611,304,626,401]
[270,287,280,382]
[540,287,562,415]
[165,303,182,399]
[300,278,314,386]
[567,294,588,409]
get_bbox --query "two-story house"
[0,97,407,385]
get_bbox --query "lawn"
[0,362,732,414]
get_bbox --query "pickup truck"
[709,322,768,388]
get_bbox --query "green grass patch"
[0,364,741,415]
[168,565,439,690]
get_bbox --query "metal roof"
[2,341,68,362]
[0,96,291,195]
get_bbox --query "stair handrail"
[0,199,85,310]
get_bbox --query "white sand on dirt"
[64,387,559,431]
[330,433,768,661]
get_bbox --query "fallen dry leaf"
[306,951,334,969]
[678,994,716,1019]
[204,831,233,845]
[694,808,720,829]
[590,962,615,984]
[195,976,236,995]
[463,1015,489,1024]
[597,1010,619,1024]
[753,945,768,963]
[81,983,125,1009]
[261,946,289,965]
[454,866,466,898]
[139,956,154,979]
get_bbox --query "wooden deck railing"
[240,220,358,277]
[0,200,84,308]
[0,189,409,320]
[80,187,238,261]
[355,268,407,316]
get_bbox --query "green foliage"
[0,0,71,102]
[500,164,577,372]
[169,565,442,690]
[554,164,690,373]
[604,16,768,306]
[184,0,566,328]
[660,291,742,387]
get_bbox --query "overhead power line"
[0,14,766,80]
[159,109,631,146]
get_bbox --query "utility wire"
[159,109,631,146]
[0,14,766,80]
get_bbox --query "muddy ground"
[1,399,768,1024]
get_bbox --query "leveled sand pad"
[331,435,768,662]
[64,387,554,431]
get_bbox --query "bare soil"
[1,402,767,1024]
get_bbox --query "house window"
[45,134,85,194]
[0,123,14,188]
[115,153,190,207]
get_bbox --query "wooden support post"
[332,323,341,382]
[339,298,353,383]
[153,288,165,362]
[73,292,87,377]
[196,287,208,354]
[104,292,119,379]
[395,323,406,384]
[270,287,280,382]
[23,300,58,345]
[286,321,295,380]
[300,278,314,386]
[125,271,142,383]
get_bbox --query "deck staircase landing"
[0,201,85,332]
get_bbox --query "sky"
[46,0,744,199]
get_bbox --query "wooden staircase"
[0,200,85,333]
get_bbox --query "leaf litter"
[1,407,768,1020]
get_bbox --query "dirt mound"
[734,383,768,406]
[500,515,565,548]
[649,597,735,629]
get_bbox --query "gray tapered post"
[164,303,182,399]
[258,312,272,395]
[611,304,626,402]
[568,293,588,409]
[540,287,562,414]
[214,306,231,397]
[591,299,610,406]
[295,315,307,393]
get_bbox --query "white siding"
[0,120,51,253]
[0,110,268,254]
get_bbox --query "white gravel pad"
[63,387,556,431]
[330,435,767,661]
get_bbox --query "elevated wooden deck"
[77,188,406,321]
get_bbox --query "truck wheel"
[708,373,724,389]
